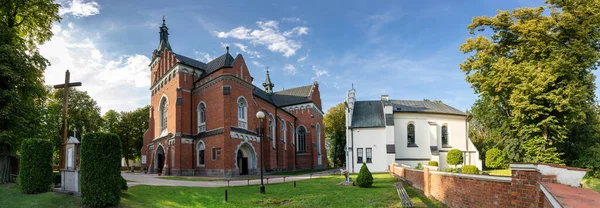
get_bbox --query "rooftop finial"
[162,15,166,26]
[226,46,229,54]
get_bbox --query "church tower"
[263,70,274,94]
[154,16,172,57]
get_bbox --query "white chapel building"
[345,88,482,173]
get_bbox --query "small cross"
[265,66,269,72]
[73,127,77,138]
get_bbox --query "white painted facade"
[345,89,482,173]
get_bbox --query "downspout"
[351,129,354,173]
[191,71,199,174]
[294,117,297,170]
[275,108,279,169]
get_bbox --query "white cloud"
[297,50,309,63]
[311,65,329,80]
[58,0,100,17]
[252,60,265,68]
[283,27,309,37]
[233,43,261,58]
[366,12,394,43]
[194,51,216,63]
[283,64,297,75]
[40,23,150,114]
[281,17,303,23]
[213,20,309,57]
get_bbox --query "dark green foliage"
[442,168,459,173]
[485,148,506,169]
[446,149,463,167]
[427,161,438,166]
[120,175,128,191]
[461,165,479,174]
[19,139,53,194]
[573,144,600,178]
[81,132,122,207]
[415,163,423,170]
[355,163,373,188]
[324,103,346,167]
[53,173,61,185]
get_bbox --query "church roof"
[272,85,313,107]
[200,53,235,78]
[390,100,467,116]
[174,53,207,69]
[351,101,385,128]
[350,100,467,128]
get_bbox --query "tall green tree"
[102,110,121,133]
[461,0,600,164]
[0,0,60,183]
[47,88,102,163]
[116,106,149,167]
[324,103,346,167]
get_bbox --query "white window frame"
[160,96,168,134]
[316,123,321,156]
[281,119,287,151]
[237,97,247,129]
[269,114,275,148]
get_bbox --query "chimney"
[381,95,389,101]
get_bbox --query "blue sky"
[43,0,567,114]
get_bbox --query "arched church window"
[269,115,275,148]
[298,126,307,152]
[442,125,449,147]
[197,102,206,132]
[237,97,247,129]
[407,123,416,146]
[160,97,168,132]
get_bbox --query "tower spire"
[263,67,274,94]
[156,15,172,55]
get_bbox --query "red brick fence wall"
[389,163,599,208]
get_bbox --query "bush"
[355,163,374,188]
[81,132,122,207]
[53,173,61,186]
[427,161,438,166]
[485,148,506,169]
[447,149,463,167]
[443,168,459,173]
[19,139,53,194]
[415,163,424,170]
[462,165,479,174]
[120,175,128,191]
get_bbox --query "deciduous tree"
[324,103,346,167]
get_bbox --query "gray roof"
[253,86,274,103]
[174,53,206,69]
[351,101,385,128]
[350,100,467,128]
[390,100,466,116]
[173,52,235,79]
[271,85,313,107]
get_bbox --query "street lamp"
[256,111,266,194]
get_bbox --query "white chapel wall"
[351,127,388,172]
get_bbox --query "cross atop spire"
[263,67,274,94]
[156,15,172,55]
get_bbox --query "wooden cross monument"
[53,70,82,169]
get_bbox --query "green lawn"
[582,177,600,193]
[267,168,337,176]
[0,184,81,208]
[1,174,443,207]
[156,176,256,182]
[485,168,511,176]
[123,174,443,207]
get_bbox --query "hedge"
[462,165,479,174]
[485,148,506,169]
[81,132,122,207]
[355,163,373,188]
[427,161,438,166]
[19,139,53,194]
[447,149,464,167]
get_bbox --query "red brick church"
[141,19,328,177]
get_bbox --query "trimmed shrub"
[81,132,122,207]
[415,163,424,170]
[19,139,53,194]
[443,168,459,173]
[462,165,479,174]
[120,175,128,191]
[53,173,61,186]
[355,163,374,188]
[427,161,438,166]
[447,149,463,167]
[485,148,506,169]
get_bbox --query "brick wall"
[389,163,591,208]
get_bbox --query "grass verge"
[0,184,80,208]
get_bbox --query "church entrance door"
[156,145,165,174]
[241,158,249,175]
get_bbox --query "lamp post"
[256,111,266,194]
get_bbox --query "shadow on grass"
[403,183,445,208]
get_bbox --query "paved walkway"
[122,169,341,187]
